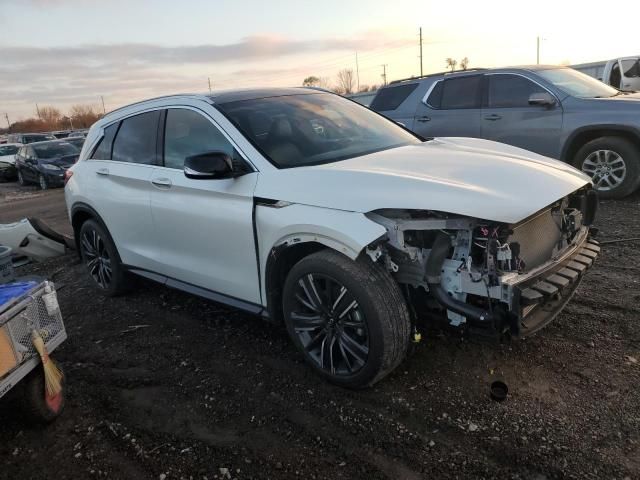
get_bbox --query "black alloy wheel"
[290,273,369,375]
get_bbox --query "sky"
[1,0,639,122]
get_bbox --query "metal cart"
[0,280,67,422]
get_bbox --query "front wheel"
[17,169,27,186]
[282,250,411,388]
[574,136,640,199]
[38,174,49,190]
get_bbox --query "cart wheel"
[22,366,65,424]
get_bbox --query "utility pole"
[536,36,540,65]
[69,117,74,130]
[208,77,212,93]
[100,96,106,115]
[4,113,10,131]
[419,27,424,77]
[36,104,41,119]
[355,53,360,92]
[381,64,388,86]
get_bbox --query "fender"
[69,202,118,256]
[561,124,640,162]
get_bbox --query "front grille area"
[509,208,563,271]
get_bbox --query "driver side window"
[163,108,235,169]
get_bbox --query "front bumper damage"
[367,188,599,338]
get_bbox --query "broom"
[31,329,63,396]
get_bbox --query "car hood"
[0,154,16,165]
[42,154,78,167]
[255,137,591,224]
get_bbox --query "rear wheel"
[574,136,640,199]
[79,219,130,296]
[282,250,410,388]
[22,367,65,424]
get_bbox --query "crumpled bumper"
[504,228,600,336]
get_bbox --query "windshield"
[216,93,421,168]
[537,68,619,98]
[33,142,79,159]
[0,145,18,156]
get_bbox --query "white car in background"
[64,88,599,387]
[0,143,20,181]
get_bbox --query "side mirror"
[528,92,556,107]
[184,151,234,180]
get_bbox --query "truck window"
[621,59,640,78]
[487,74,547,108]
[370,83,419,112]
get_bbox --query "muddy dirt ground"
[0,183,639,480]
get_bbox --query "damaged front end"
[366,187,599,338]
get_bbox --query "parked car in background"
[572,56,640,92]
[15,139,79,189]
[7,133,56,144]
[371,65,640,198]
[52,130,72,139]
[68,130,89,138]
[65,89,598,387]
[64,136,85,149]
[346,91,378,107]
[0,143,20,180]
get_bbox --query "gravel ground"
[0,190,638,480]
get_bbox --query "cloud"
[1,32,411,119]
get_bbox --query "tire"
[39,174,49,190]
[22,367,66,424]
[17,168,27,186]
[79,219,130,296]
[574,136,640,199]
[282,249,411,388]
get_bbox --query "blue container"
[0,281,38,308]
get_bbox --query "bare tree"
[460,57,470,70]
[445,58,457,72]
[38,106,62,128]
[70,104,102,128]
[336,69,355,95]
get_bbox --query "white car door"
[82,111,160,271]
[619,57,640,91]
[148,106,261,305]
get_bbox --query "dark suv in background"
[371,66,640,198]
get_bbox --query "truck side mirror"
[528,92,556,107]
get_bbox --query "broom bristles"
[31,330,63,397]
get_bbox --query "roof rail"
[104,93,211,118]
[389,68,488,85]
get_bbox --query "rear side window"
[370,83,419,111]
[163,108,235,169]
[487,74,547,108]
[425,81,443,108]
[440,75,482,109]
[111,111,160,165]
[90,123,118,160]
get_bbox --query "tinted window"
[218,93,420,168]
[425,81,443,108]
[440,75,482,109]
[112,111,160,165]
[487,74,547,108]
[32,142,78,159]
[24,134,51,144]
[91,123,119,160]
[164,109,235,169]
[0,145,18,156]
[370,83,419,111]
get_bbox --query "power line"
[380,64,388,86]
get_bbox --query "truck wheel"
[79,219,130,296]
[22,367,65,424]
[282,250,410,388]
[574,136,640,199]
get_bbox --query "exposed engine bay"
[365,187,600,337]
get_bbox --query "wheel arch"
[70,202,118,257]
[561,125,640,166]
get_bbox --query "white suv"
[65,88,599,387]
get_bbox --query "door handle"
[96,168,109,176]
[151,177,172,188]
[416,116,431,123]
[483,114,502,121]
